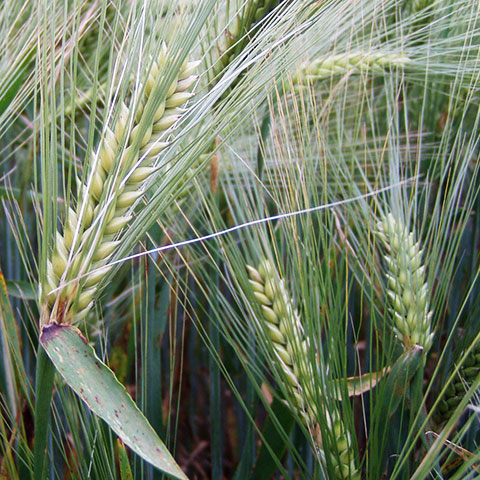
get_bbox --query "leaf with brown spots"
[40,323,187,480]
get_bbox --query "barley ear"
[377,213,434,352]
[246,259,359,479]
[294,51,410,85]
[434,340,480,428]
[44,45,199,325]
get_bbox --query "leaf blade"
[6,280,36,300]
[250,397,295,480]
[40,323,187,480]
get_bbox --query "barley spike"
[295,51,410,85]
[247,259,359,479]
[43,44,198,325]
[434,340,480,427]
[377,213,434,352]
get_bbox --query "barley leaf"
[250,397,295,480]
[5,280,35,300]
[0,270,28,402]
[117,439,134,480]
[379,345,424,418]
[0,49,34,117]
[39,323,187,480]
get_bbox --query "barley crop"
[3,0,480,477]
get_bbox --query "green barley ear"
[377,212,434,352]
[246,259,359,480]
[246,259,312,412]
[42,44,199,325]
[294,51,410,85]
[434,341,480,428]
[316,408,360,480]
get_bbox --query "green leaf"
[250,397,295,480]
[6,280,36,300]
[0,49,34,117]
[33,346,56,480]
[40,323,187,480]
[0,270,29,404]
[118,439,133,480]
[379,345,425,417]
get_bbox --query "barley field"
[1,1,480,479]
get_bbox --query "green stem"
[209,195,223,479]
[408,362,426,475]
[232,330,257,480]
[33,343,55,480]
[144,243,169,480]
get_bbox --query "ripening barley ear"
[246,259,359,480]
[433,340,480,428]
[42,43,199,325]
[376,212,434,352]
[294,51,410,85]
[246,260,312,414]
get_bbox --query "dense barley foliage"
[1,0,480,479]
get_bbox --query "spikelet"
[43,44,199,324]
[294,51,410,85]
[434,340,480,428]
[377,213,434,352]
[247,259,359,479]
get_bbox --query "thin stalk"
[143,240,163,480]
[33,344,55,480]
[209,199,223,479]
[230,326,257,480]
